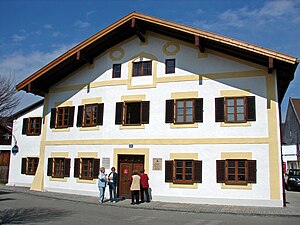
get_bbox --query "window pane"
[176,116,184,122]
[228,175,235,181]
[237,98,244,105]
[176,168,183,173]
[186,161,192,167]
[177,101,184,108]
[186,101,193,107]
[227,114,234,121]
[236,114,244,121]
[177,108,184,115]
[176,174,183,180]
[237,106,244,113]
[185,175,192,180]
[186,168,192,174]
[228,161,235,167]
[227,99,234,106]
[238,168,245,174]
[185,115,193,122]
[238,175,246,181]
[227,107,234,113]
[238,161,245,167]
[186,108,192,115]
[176,161,183,167]
[228,168,235,174]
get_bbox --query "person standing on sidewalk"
[98,167,107,203]
[130,170,140,205]
[108,167,118,203]
[140,169,150,203]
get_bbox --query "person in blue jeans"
[108,167,118,203]
[98,167,107,203]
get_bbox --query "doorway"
[118,154,144,198]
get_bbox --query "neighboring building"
[9,12,299,207]
[7,100,44,187]
[0,121,12,183]
[282,98,300,170]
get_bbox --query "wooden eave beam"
[131,18,146,43]
[195,36,205,53]
[76,50,93,64]
[268,57,274,73]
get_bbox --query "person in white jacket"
[98,167,107,203]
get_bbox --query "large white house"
[8,12,298,207]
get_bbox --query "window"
[165,59,175,74]
[74,158,100,180]
[133,61,152,76]
[50,106,75,129]
[165,160,202,184]
[165,98,203,124]
[216,159,256,185]
[21,157,39,175]
[215,96,256,123]
[112,64,121,78]
[115,101,150,126]
[47,158,71,178]
[77,104,104,127]
[22,117,42,136]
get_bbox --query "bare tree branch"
[0,75,21,123]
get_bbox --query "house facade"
[9,12,298,207]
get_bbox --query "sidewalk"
[1,185,300,217]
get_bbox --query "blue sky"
[0,0,299,120]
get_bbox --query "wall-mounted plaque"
[102,158,110,169]
[153,158,162,171]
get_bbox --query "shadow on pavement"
[0,207,72,224]
[0,198,15,202]
[0,191,12,195]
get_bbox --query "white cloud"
[44,24,53,29]
[12,34,26,42]
[74,20,91,28]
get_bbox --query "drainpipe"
[278,104,286,207]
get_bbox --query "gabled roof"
[16,12,298,102]
[290,98,300,123]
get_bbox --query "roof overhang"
[17,12,298,103]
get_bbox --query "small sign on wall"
[153,158,162,171]
[102,158,110,169]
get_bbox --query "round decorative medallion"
[162,42,180,56]
[109,47,125,61]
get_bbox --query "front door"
[118,155,144,198]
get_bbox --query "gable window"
[50,106,75,129]
[165,160,202,184]
[77,104,104,127]
[216,159,256,185]
[115,101,150,126]
[74,158,100,180]
[21,157,39,175]
[133,61,152,76]
[165,98,203,124]
[215,96,256,123]
[165,59,175,74]
[47,158,71,178]
[22,117,42,136]
[112,64,121,78]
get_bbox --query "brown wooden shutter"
[141,101,150,124]
[64,158,71,177]
[77,105,84,127]
[165,160,173,182]
[47,158,53,176]
[194,160,202,183]
[115,102,123,125]
[50,108,56,128]
[96,103,104,125]
[194,98,203,123]
[216,160,226,183]
[165,100,174,123]
[37,117,42,135]
[215,98,225,122]
[93,159,100,179]
[68,106,75,127]
[22,118,29,135]
[21,158,27,174]
[246,96,256,121]
[247,160,257,183]
[74,158,80,178]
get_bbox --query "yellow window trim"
[50,152,69,158]
[119,124,145,130]
[80,126,100,131]
[52,128,70,132]
[169,183,198,189]
[49,177,68,182]
[220,122,251,127]
[221,183,252,190]
[170,123,198,129]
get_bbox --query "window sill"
[49,177,67,182]
[220,122,251,127]
[221,183,252,190]
[170,123,198,129]
[169,183,198,189]
[52,128,70,132]
[80,126,100,131]
[76,178,96,184]
[119,124,145,130]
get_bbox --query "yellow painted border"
[220,89,250,97]
[113,148,149,174]
[171,91,198,99]
[121,94,146,101]
[52,128,70,132]
[76,178,97,184]
[81,97,102,104]
[54,101,73,107]
[162,42,180,56]
[79,126,100,131]
[109,47,125,61]
[78,152,98,158]
[221,183,252,190]
[119,125,145,130]
[49,177,68,182]
[170,123,198,129]
[50,152,69,157]
[221,152,252,160]
[220,122,251,127]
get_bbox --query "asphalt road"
[0,189,299,225]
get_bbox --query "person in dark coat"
[140,169,150,203]
[108,167,118,203]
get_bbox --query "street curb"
[1,185,300,218]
